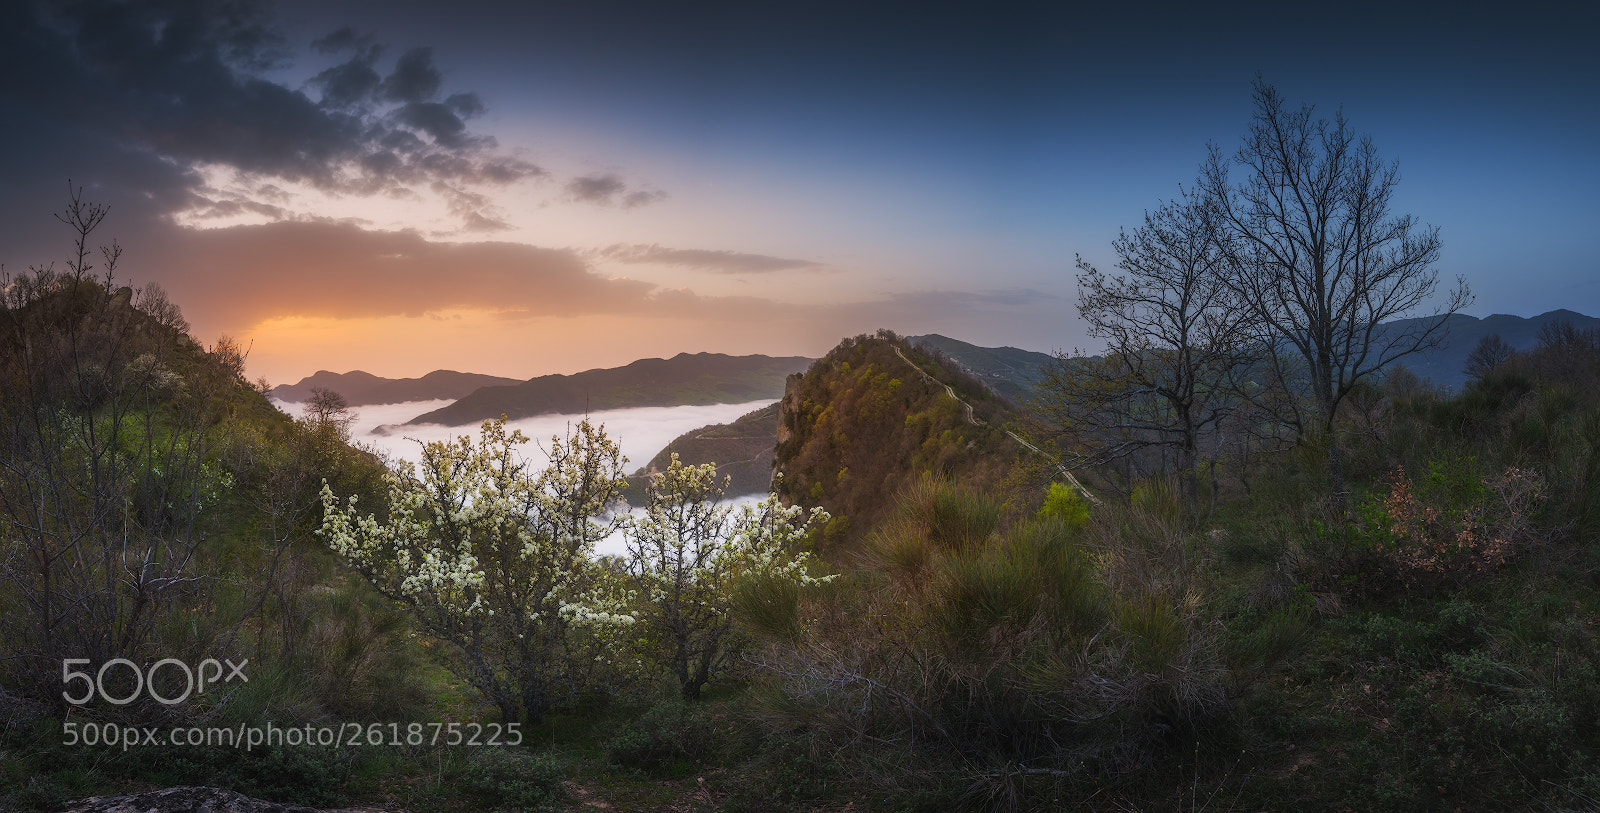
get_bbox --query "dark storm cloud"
[308,28,383,109]
[0,0,541,231]
[564,174,666,208]
[598,244,824,274]
[309,27,372,55]
[395,102,473,149]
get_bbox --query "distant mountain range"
[275,309,1591,427]
[270,369,523,405]
[407,352,812,426]
[908,334,1058,403]
[1386,309,1600,390]
[917,310,1600,399]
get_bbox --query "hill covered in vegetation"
[1385,308,1600,389]
[772,330,1025,548]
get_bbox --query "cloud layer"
[597,243,825,273]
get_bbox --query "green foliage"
[744,476,1241,807]
[1355,458,1546,589]
[251,579,433,722]
[624,454,830,698]
[1036,481,1090,529]
[604,695,717,773]
[924,477,1003,552]
[455,748,568,813]
[731,572,804,643]
[774,334,1019,548]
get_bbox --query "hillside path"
[892,346,1100,505]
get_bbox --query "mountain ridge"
[270,369,522,405]
[907,333,1058,403]
[407,352,812,426]
[1379,309,1600,389]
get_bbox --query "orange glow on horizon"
[240,309,830,387]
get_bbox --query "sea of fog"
[271,397,777,557]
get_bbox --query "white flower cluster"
[317,418,631,622]
[623,454,834,615]
[559,602,636,627]
[727,499,835,585]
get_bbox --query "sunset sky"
[1,0,1595,385]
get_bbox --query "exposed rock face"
[776,371,802,449]
[61,786,390,813]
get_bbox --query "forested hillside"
[773,330,1023,547]
[1382,309,1600,389]
[908,332,1057,402]
[0,199,419,810]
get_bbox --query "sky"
[1,0,1595,385]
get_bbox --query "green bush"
[1037,481,1091,529]
[604,696,716,774]
[455,748,568,813]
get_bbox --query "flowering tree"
[626,455,830,699]
[319,418,634,725]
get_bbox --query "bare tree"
[1035,191,1256,505]
[305,386,353,433]
[135,281,190,334]
[1463,334,1515,383]
[1201,79,1471,502]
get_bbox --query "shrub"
[1036,481,1091,529]
[456,748,567,813]
[1362,462,1546,586]
[745,477,1242,803]
[605,696,717,773]
[320,418,636,725]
